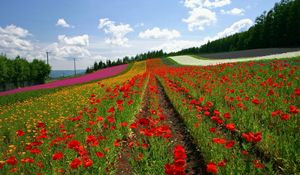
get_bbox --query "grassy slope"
[160,57,182,66]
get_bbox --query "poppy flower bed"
[157,58,300,174]
[0,62,147,174]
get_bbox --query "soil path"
[115,88,150,175]
[156,78,208,175]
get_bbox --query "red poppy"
[204,111,210,116]
[217,160,226,167]
[9,167,18,173]
[289,105,299,114]
[225,123,235,131]
[6,156,18,166]
[194,123,200,128]
[165,164,174,175]
[16,130,25,136]
[280,113,291,120]
[252,98,260,105]
[174,145,186,160]
[127,99,134,105]
[225,140,235,149]
[83,158,93,168]
[37,121,45,128]
[129,122,137,129]
[70,158,81,169]
[253,160,265,169]
[242,132,262,143]
[209,127,216,133]
[271,110,281,117]
[86,135,98,146]
[223,113,231,119]
[85,127,92,132]
[116,100,124,105]
[212,138,226,144]
[207,162,218,173]
[107,107,115,113]
[96,116,104,122]
[96,152,105,158]
[68,140,81,150]
[30,148,41,154]
[36,161,44,168]
[52,152,64,160]
[114,139,121,147]
[268,89,274,96]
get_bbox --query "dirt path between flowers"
[117,78,208,175]
[156,78,208,175]
[115,87,150,175]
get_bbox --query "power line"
[46,52,50,65]
[73,58,77,76]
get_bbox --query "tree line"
[169,0,300,56]
[86,50,166,73]
[0,55,51,91]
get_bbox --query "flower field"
[0,64,128,97]
[0,57,299,174]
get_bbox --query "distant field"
[170,51,300,66]
[199,48,300,59]
[50,70,85,78]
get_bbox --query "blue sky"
[0,0,280,70]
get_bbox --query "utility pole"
[46,52,50,65]
[73,58,77,76]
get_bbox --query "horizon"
[0,0,280,70]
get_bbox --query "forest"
[170,0,300,56]
[0,55,51,91]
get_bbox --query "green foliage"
[0,55,51,91]
[170,0,300,56]
[30,59,51,83]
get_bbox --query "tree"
[30,59,51,84]
[0,55,8,91]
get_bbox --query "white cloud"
[183,7,217,31]
[213,19,253,39]
[183,0,231,31]
[58,34,89,46]
[184,0,231,9]
[46,34,91,60]
[139,27,181,40]
[98,18,134,47]
[152,39,209,53]
[221,8,244,15]
[0,25,34,57]
[56,18,73,28]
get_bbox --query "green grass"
[160,57,182,66]
[0,87,63,106]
